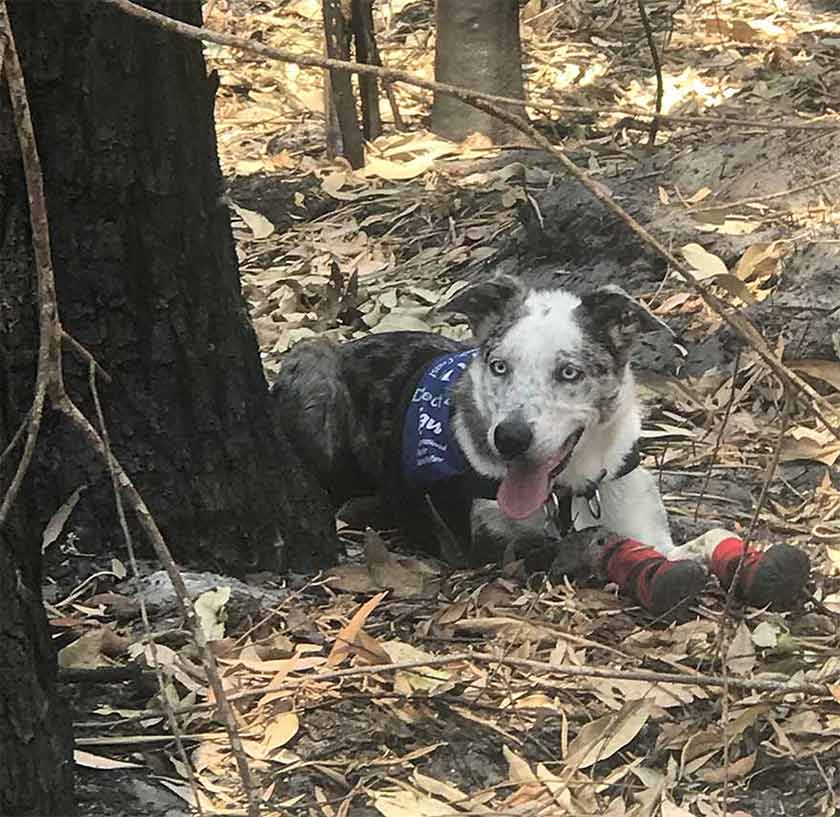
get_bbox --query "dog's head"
[445,275,647,520]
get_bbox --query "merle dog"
[271,275,809,615]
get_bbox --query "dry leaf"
[371,787,458,817]
[230,203,274,240]
[681,243,728,278]
[327,591,388,666]
[700,751,756,783]
[503,745,537,782]
[58,629,112,669]
[194,586,231,642]
[383,640,450,692]
[74,750,142,770]
[565,702,651,769]
[751,621,779,648]
[661,800,694,817]
[360,155,434,181]
[781,426,840,466]
[734,241,788,281]
[787,359,840,392]
[263,712,300,754]
[42,487,83,552]
[725,622,756,675]
[686,186,712,204]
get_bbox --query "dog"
[271,274,809,615]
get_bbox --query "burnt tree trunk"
[0,493,73,813]
[322,0,365,167]
[1,0,340,806]
[431,0,525,143]
[0,0,338,575]
[351,0,382,141]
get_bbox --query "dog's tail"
[270,338,354,487]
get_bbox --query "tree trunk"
[1,0,341,807]
[431,0,525,143]
[351,0,383,141]
[0,502,74,813]
[0,0,339,571]
[322,0,365,167]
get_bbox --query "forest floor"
[63,0,840,815]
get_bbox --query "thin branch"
[99,0,840,441]
[62,330,113,384]
[693,168,840,213]
[87,359,203,815]
[0,409,30,473]
[99,0,840,133]
[56,394,261,817]
[139,650,829,723]
[636,0,663,146]
[744,386,793,545]
[0,1,63,531]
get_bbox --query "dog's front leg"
[669,529,810,610]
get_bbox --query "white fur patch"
[455,286,642,489]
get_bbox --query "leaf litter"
[60,0,840,815]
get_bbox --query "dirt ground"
[54,0,840,815]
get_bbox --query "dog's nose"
[494,418,533,459]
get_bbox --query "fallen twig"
[693,168,840,213]
[87,357,204,813]
[138,650,829,722]
[694,349,742,522]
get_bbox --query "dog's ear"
[442,274,525,338]
[579,286,666,362]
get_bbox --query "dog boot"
[602,537,708,617]
[708,534,810,609]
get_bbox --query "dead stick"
[153,652,830,721]
[87,358,204,814]
[694,348,741,522]
[99,0,840,439]
[693,168,840,213]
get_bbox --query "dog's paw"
[711,539,810,610]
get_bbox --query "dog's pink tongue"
[497,461,553,520]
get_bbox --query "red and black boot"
[708,534,810,609]
[601,537,708,617]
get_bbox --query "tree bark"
[0,0,339,572]
[0,0,341,807]
[351,0,382,141]
[0,498,74,813]
[431,0,526,143]
[322,0,365,167]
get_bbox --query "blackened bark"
[0,492,74,813]
[351,0,382,141]
[0,0,339,575]
[431,0,525,142]
[323,0,365,168]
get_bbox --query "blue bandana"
[402,348,479,490]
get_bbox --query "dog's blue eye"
[557,365,582,382]
[489,359,508,377]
